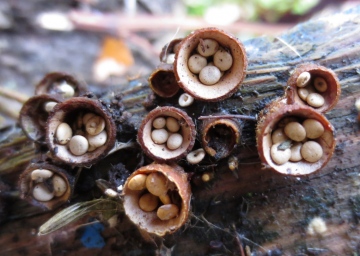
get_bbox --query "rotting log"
[1,6,360,256]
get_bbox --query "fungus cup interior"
[174,27,247,101]
[20,95,61,143]
[46,97,116,166]
[288,63,340,113]
[123,163,191,236]
[149,64,179,98]
[202,119,240,159]
[35,72,86,98]
[138,107,195,162]
[258,103,335,176]
[19,163,73,210]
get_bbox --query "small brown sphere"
[301,141,323,162]
[284,122,306,142]
[146,172,168,196]
[303,119,324,139]
[139,193,159,212]
[128,174,147,190]
[157,204,179,220]
[270,143,291,165]
[271,128,289,144]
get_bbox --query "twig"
[235,232,246,256]
[234,232,267,253]
[127,107,146,114]
[0,87,29,103]
[275,36,302,59]
[122,94,147,104]
[191,214,267,254]
[0,149,36,174]
[69,11,293,35]
[198,114,257,121]
[0,101,19,120]
[107,141,137,155]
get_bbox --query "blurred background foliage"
[185,0,320,21]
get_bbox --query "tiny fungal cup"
[46,97,116,166]
[35,72,87,99]
[123,163,191,236]
[178,93,194,107]
[201,118,241,160]
[19,94,63,144]
[159,38,183,63]
[186,148,206,164]
[19,162,74,210]
[149,64,179,98]
[137,106,196,162]
[174,27,247,101]
[256,99,336,176]
[287,63,341,112]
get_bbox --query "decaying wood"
[1,6,360,255]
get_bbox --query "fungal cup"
[256,99,336,175]
[149,64,179,98]
[174,27,247,101]
[35,72,87,99]
[123,163,191,236]
[287,63,341,113]
[19,162,74,210]
[137,106,196,162]
[201,118,241,160]
[46,97,116,166]
[20,94,63,144]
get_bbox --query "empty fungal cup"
[149,64,180,98]
[201,118,241,160]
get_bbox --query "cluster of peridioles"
[256,63,340,176]
[131,27,249,236]
[138,27,340,236]
[18,72,117,210]
[17,27,340,238]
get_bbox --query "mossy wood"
[1,7,360,255]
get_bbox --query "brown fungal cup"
[201,118,241,160]
[256,99,336,176]
[19,162,74,210]
[137,106,196,162]
[19,94,63,144]
[46,97,116,166]
[148,64,179,98]
[123,163,191,236]
[174,27,247,101]
[287,63,341,112]
[35,72,87,99]
[159,38,183,63]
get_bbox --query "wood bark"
[1,6,360,255]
